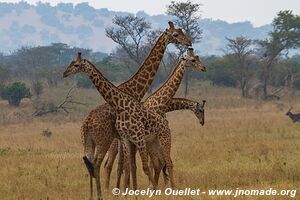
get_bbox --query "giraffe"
[104,97,206,188]
[149,98,206,183]
[116,21,192,101]
[63,53,178,200]
[69,22,191,199]
[166,98,206,126]
[107,48,207,189]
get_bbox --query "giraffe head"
[184,48,207,72]
[63,52,89,77]
[166,21,192,46]
[194,100,206,126]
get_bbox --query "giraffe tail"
[83,156,95,178]
[162,164,169,181]
[81,123,96,178]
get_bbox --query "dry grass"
[0,85,300,199]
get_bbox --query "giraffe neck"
[165,98,197,113]
[84,61,131,109]
[144,58,186,107]
[118,31,169,101]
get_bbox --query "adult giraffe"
[108,48,207,189]
[64,53,172,200]
[69,22,191,199]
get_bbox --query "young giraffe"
[72,22,191,199]
[112,48,207,189]
[63,53,178,200]
[104,97,206,189]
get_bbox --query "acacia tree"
[226,36,254,97]
[167,0,202,97]
[258,10,300,99]
[105,15,152,69]
[273,57,300,98]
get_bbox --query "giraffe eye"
[191,59,196,62]
[172,32,179,37]
[74,64,79,67]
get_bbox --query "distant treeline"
[0,42,299,98]
[1,6,300,101]
[0,43,107,86]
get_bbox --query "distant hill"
[0,2,272,55]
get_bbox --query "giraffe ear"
[168,21,175,29]
[187,47,195,57]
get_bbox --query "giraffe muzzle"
[63,71,70,78]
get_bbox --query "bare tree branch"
[32,86,87,117]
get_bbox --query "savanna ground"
[0,82,299,200]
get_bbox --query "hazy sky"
[1,0,300,27]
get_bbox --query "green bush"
[1,82,32,106]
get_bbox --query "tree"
[226,36,255,97]
[32,86,87,117]
[75,75,93,88]
[105,14,152,68]
[276,56,300,94]
[31,78,44,97]
[1,82,32,106]
[167,0,202,97]
[43,66,64,87]
[8,43,93,79]
[0,64,11,95]
[257,10,300,99]
[202,55,237,87]
[98,56,133,83]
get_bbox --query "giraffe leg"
[116,139,124,189]
[127,125,156,189]
[165,157,174,188]
[104,139,119,189]
[128,143,137,190]
[122,162,130,191]
[162,166,169,186]
[116,119,155,189]
[121,140,130,193]
[149,158,153,179]
[81,129,96,199]
[147,138,164,188]
[136,142,156,189]
[94,152,106,200]
[148,158,155,186]
[150,154,162,188]
[94,167,103,200]
[159,128,174,189]
[89,175,93,200]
